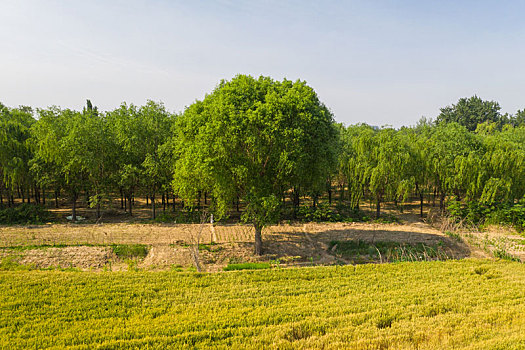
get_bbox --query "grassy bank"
[1,260,525,349]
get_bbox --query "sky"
[1,0,525,127]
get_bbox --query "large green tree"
[173,75,338,254]
[436,96,503,131]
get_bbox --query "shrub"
[485,203,525,232]
[111,244,149,259]
[0,204,51,225]
[295,203,373,223]
[223,262,271,271]
[447,199,525,232]
[493,249,521,262]
[296,203,342,222]
[153,210,206,224]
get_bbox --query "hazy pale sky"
[1,0,524,127]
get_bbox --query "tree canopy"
[436,96,503,131]
[2,85,525,240]
[173,75,339,254]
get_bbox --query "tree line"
[2,75,525,252]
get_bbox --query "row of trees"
[2,75,525,253]
[337,121,525,219]
[1,100,174,221]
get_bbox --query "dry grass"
[0,221,476,271]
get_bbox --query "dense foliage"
[1,78,525,234]
[172,76,338,253]
[0,203,49,225]
[1,261,525,348]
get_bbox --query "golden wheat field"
[1,260,525,349]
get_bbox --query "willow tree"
[173,75,338,255]
[338,124,376,210]
[477,127,525,205]
[0,104,35,205]
[426,122,481,210]
[367,128,413,218]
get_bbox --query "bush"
[223,262,271,271]
[296,203,342,222]
[371,213,399,224]
[447,199,525,232]
[153,210,206,224]
[111,244,149,259]
[0,204,51,225]
[485,203,525,232]
[447,199,489,226]
[295,203,373,223]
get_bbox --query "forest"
[1,75,525,247]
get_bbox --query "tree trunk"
[72,193,78,221]
[236,196,240,212]
[42,187,45,205]
[254,223,263,255]
[152,194,156,219]
[128,196,133,216]
[420,193,424,218]
[439,192,445,212]
[120,188,124,209]
[204,192,207,205]
[292,187,300,218]
[96,202,101,219]
[124,195,127,212]
[376,198,381,218]
[162,192,166,212]
[328,188,332,205]
[55,190,59,208]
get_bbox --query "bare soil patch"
[0,246,114,270]
[0,220,487,271]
